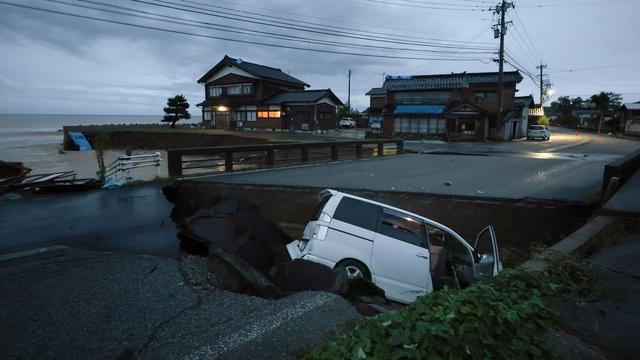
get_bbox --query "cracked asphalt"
[0,247,360,359]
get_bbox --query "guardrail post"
[301,146,309,162]
[266,149,275,166]
[167,150,183,177]
[377,142,384,157]
[331,145,338,161]
[356,144,362,158]
[397,140,404,154]
[225,150,233,171]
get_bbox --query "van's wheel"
[336,259,371,280]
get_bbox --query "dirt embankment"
[164,181,595,265]
[63,128,271,150]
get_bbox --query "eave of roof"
[382,71,523,91]
[197,55,310,87]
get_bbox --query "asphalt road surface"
[0,183,179,257]
[406,126,640,156]
[197,127,639,203]
[0,247,359,359]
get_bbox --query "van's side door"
[371,208,432,303]
[473,226,501,281]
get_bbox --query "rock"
[272,259,343,293]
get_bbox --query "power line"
[129,0,495,50]
[550,62,640,72]
[0,1,493,62]
[45,0,494,56]
[511,9,542,60]
[176,0,495,45]
[519,0,638,8]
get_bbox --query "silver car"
[527,125,550,140]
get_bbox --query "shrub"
[305,269,556,359]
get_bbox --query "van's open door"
[473,226,501,280]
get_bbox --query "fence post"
[266,148,275,166]
[356,143,363,158]
[301,146,309,162]
[377,142,384,157]
[397,140,404,154]
[167,150,183,177]
[331,145,338,161]
[225,150,233,171]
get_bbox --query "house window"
[203,111,213,121]
[227,85,242,95]
[242,84,253,95]
[394,118,445,134]
[319,112,331,120]
[209,86,222,97]
[258,111,281,119]
[474,92,496,103]
[234,111,257,122]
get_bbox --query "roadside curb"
[522,216,616,271]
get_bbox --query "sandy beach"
[0,130,168,181]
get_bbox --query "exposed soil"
[164,181,595,266]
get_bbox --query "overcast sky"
[0,0,639,114]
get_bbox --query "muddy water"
[164,182,594,265]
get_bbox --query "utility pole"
[493,0,514,139]
[536,63,548,106]
[347,69,351,111]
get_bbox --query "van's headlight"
[313,224,329,240]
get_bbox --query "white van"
[287,189,502,304]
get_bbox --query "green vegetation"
[304,252,607,360]
[537,115,551,127]
[163,94,191,128]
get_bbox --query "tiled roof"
[198,56,309,87]
[622,103,640,111]
[514,95,534,106]
[382,71,523,91]
[366,88,387,96]
[264,89,343,105]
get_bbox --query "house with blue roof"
[366,71,524,141]
[196,56,342,131]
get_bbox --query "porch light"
[216,105,229,112]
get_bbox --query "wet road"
[406,127,640,156]
[197,127,639,203]
[0,183,179,257]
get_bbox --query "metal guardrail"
[167,139,404,177]
[105,152,162,178]
[601,148,640,202]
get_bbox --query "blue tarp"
[394,104,446,114]
[68,132,92,151]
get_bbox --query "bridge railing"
[167,139,404,177]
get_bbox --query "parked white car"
[338,117,356,128]
[527,125,550,140]
[286,190,502,304]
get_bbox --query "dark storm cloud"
[0,0,639,114]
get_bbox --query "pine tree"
[162,95,191,128]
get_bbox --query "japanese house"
[621,102,640,136]
[196,56,342,131]
[366,71,523,141]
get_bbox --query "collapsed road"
[173,192,392,314]
[0,180,598,358]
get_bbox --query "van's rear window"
[333,197,381,232]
